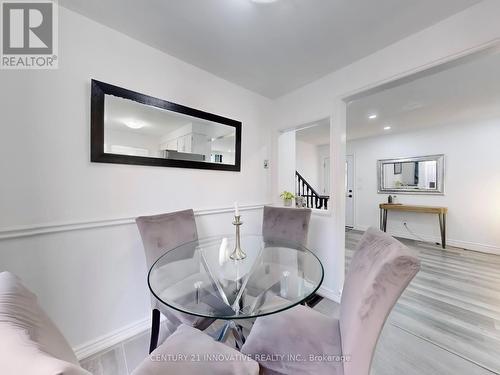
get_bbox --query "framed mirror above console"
[377,154,444,194]
[90,80,241,171]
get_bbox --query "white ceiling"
[105,95,189,137]
[105,95,234,138]
[296,118,330,145]
[60,0,481,98]
[347,48,500,140]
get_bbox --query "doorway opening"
[278,118,331,211]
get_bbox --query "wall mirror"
[378,154,444,194]
[91,80,241,171]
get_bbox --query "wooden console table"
[379,204,448,248]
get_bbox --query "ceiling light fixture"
[251,0,279,3]
[368,114,377,119]
[124,120,145,129]
[383,126,391,130]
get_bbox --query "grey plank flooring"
[345,230,500,374]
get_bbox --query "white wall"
[347,120,500,253]
[271,0,500,299]
[296,140,319,190]
[0,7,272,354]
[277,131,296,195]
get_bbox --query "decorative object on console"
[295,195,306,208]
[280,191,295,207]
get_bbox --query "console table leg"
[379,209,383,231]
[383,209,388,232]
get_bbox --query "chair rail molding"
[0,203,271,241]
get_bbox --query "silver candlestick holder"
[230,215,246,260]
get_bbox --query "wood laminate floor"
[345,230,500,375]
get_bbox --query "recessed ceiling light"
[368,114,377,119]
[383,126,391,130]
[251,0,279,3]
[124,120,145,129]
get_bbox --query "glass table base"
[211,320,246,349]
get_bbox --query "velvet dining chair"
[0,272,91,374]
[242,227,421,375]
[262,206,312,246]
[259,206,313,305]
[136,209,215,354]
[132,324,259,375]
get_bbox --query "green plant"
[280,191,295,200]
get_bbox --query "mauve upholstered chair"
[132,324,259,375]
[242,227,420,375]
[0,272,91,374]
[136,209,215,353]
[262,206,312,247]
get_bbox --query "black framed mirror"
[91,80,241,171]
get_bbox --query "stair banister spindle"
[295,171,330,210]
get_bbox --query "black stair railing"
[295,171,330,210]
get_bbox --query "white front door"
[345,154,355,227]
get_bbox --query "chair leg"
[149,309,160,354]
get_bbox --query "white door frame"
[345,154,355,228]
[330,39,500,294]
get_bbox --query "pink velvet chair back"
[136,209,198,270]
[262,206,312,246]
[340,228,420,375]
[136,209,213,339]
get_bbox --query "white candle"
[234,202,240,217]
[219,237,228,266]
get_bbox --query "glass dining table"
[148,234,324,346]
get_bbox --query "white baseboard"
[353,225,500,255]
[74,315,152,360]
[317,286,342,303]
[75,286,342,360]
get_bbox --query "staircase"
[295,171,330,210]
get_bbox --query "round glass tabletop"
[148,234,324,320]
